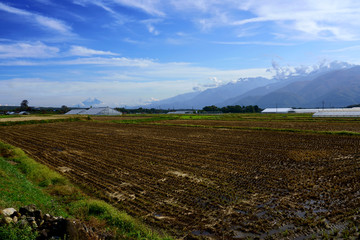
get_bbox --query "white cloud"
[213,41,294,46]
[0,42,59,58]
[74,0,164,16]
[167,0,360,41]
[0,3,72,35]
[141,19,161,35]
[69,46,118,56]
[111,0,165,16]
[232,0,360,40]
[57,57,155,67]
[324,45,360,53]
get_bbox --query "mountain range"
[145,61,359,109]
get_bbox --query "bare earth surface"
[0,119,359,238]
[0,115,71,122]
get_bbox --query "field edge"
[0,141,172,240]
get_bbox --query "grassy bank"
[0,142,171,239]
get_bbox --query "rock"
[39,229,48,239]
[1,208,17,217]
[3,217,13,224]
[10,211,21,218]
[44,213,51,221]
[12,216,18,223]
[26,217,35,222]
[34,210,43,220]
[19,204,36,217]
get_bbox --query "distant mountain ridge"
[144,61,357,109]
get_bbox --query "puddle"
[233,225,295,239]
[52,147,64,152]
[234,209,247,214]
[153,213,163,218]
[256,210,267,218]
[192,230,213,236]
[296,211,306,218]
[58,166,72,173]
[233,230,258,239]
[153,212,175,220]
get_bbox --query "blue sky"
[1,0,360,107]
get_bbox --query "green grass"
[0,224,37,240]
[0,115,21,119]
[0,157,67,217]
[0,142,172,239]
[69,200,171,239]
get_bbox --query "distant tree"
[61,105,69,113]
[20,100,29,111]
[203,105,220,112]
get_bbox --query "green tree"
[20,100,29,111]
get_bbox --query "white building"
[313,108,360,117]
[66,107,122,115]
[261,108,295,113]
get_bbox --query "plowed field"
[0,119,359,238]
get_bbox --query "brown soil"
[0,121,359,238]
[161,119,360,132]
[0,115,71,122]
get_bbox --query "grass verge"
[0,141,171,239]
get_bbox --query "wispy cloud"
[69,46,118,56]
[324,45,360,53]
[0,2,73,35]
[213,41,294,46]
[111,0,165,16]
[167,0,360,41]
[0,41,59,58]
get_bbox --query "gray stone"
[12,216,18,223]
[44,213,51,221]
[3,217,13,224]
[1,208,16,217]
[34,210,43,220]
[19,204,36,217]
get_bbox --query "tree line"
[202,105,262,113]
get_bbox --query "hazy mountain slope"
[146,77,273,109]
[221,62,354,107]
[145,91,201,109]
[251,66,360,108]
[144,61,355,109]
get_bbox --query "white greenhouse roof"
[261,108,294,113]
[293,109,320,113]
[313,111,360,117]
[65,109,87,115]
[65,107,122,115]
[83,107,122,115]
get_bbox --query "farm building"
[313,108,360,117]
[261,108,295,113]
[293,109,321,113]
[65,109,87,115]
[66,107,122,115]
